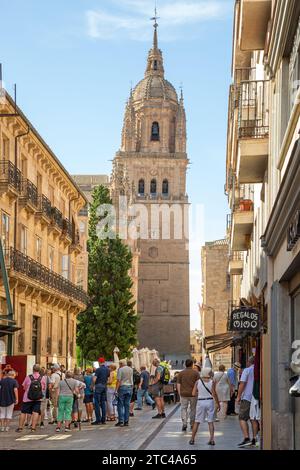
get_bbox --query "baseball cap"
[98,357,105,364]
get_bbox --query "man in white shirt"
[236,356,255,447]
[49,364,64,424]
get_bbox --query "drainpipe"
[66,191,80,366]
[8,125,30,356]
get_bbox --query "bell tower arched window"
[138,179,145,195]
[150,179,157,195]
[162,179,169,195]
[151,122,160,141]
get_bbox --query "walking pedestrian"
[151,358,166,419]
[56,370,79,432]
[189,367,220,446]
[128,361,140,417]
[227,362,240,415]
[115,359,133,427]
[92,357,110,425]
[16,364,47,433]
[0,369,18,432]
[236,356,256,447]
[107,364,118,421]
[83,367,94,423]
[177,359,200,431]
[135,366,155,410]
[214,365,231,419]
[49,363,64,424]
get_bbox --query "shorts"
[0,404,15,420]
[250,397,261,421]
[239,399,251,421]
[83,394,94,404]
[72,396,84,413]
[131,388,137,403]
[150,383,164,398]
[21,401,41,415]
[195,399,215,424]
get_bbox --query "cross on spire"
[150,3,159,49]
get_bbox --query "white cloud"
[86,1,230,41]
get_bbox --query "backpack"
[27,375,43,401]
[159,362,170,385]
[133,369,141,386]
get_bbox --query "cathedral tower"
[111,19,190,363]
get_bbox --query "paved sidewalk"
[0,403,177,450]
[146,407,259,451]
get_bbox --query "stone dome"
[133,75,178,102]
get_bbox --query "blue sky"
[1,0,234,330]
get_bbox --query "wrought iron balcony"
[0,160,22,195]
[238,80,269,139]
[37,195,52,220]
[8,247,88,305]
[62,218,72,240]
[20,178,39,209]
[51,207,63,230]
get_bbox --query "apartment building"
[226,0,300,450]
[200,239,231,369]
[0,90,88,369]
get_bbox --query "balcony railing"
[37,195,52,219]
[51,207,63,230]
[21,179,39,208]
[229,251,244,262]
[8,247,88,305]
[0,160,22,192]
[238,80,269,139]
[62,218,72,239]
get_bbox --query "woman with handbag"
[189,367,220,446]
[56,371,79,432]
[214,365,231,419]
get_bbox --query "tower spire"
[150,3,159,50]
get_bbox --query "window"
[20,225,27,255]
[61,254,69,279]
[36,236,42,263]
[153,60,158,71]
[162,179,169,195]
[76,269,84,288]
[150,179,157,195]
[18,303,25,352]
[48,245,54,271]
[2,135,9,160]
[151,122,160,141]
[79,221,85,234]
[49,186,54,205]
[138,179,145,195]
[1,212,10,256]
[21,156,28,178]
[37,172,42,195]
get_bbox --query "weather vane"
[150,2,159,28]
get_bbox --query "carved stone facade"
[111,23,190,362]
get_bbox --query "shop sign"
[287,210,300,251]
[229,307,260,332]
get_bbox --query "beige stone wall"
[201,239,231,369]
[0,92,88,368]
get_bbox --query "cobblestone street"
[0,404,256,451]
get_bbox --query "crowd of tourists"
[0,356,171,433]
[0,355,260,448]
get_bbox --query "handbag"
[64,379,77,401]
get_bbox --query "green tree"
[77,185,138,361]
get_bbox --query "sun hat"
[200,367,212,378]
[233,362,241,369]
[52,363,60,370]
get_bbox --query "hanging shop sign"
[287,209,300,251]
[229,307,260,332]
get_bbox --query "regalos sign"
[229,307,260,332]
